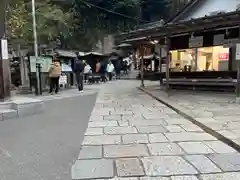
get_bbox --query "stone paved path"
[71,80,240,180]
[140,82,240,149]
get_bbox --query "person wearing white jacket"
[84,62,91,83]
[107,61,114,81]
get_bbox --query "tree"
[140,0,169,22]
[72,0,141,49]
[7,0,74,48]
[7,0,170,51]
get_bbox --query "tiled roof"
[119,0,200,36]
[166,0,202,23]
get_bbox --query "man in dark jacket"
[72,55,84,91]
[115,59,121,79]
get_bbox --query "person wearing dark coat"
[72,55,84,91]
[115,59,121,79]
[99,61,107,82]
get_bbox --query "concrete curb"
[138,86,240,153]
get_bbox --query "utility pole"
[0,0,11,100]
[31,0,41,95]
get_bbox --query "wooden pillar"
[133,48,137,70]
[165,36,170,91]
[139,44,145,87]
[0,0,11,100]
[159,46,162,72]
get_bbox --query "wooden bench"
[162,78,236,92]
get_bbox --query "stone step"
[0,109,18,121]
[0,101,13,109]
[0,97,44,121]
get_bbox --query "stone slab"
[142,156,198,176]
[148,133,169,143]
[130,119,167,126]
[140,177,170,180]
[178,142,214,154]
[185,155,221,173]
[85,128,103,135]
[104,127,137,135]
[82,135,121,145]
[106,178,138,180]
[118,120,129,127]
[90,115,103,121]
[142,113,167,119]
[136,126,167,133]
[200,172,240,180]
[180,124,203,132]
[11,97,44,117]
[104,144,149,158]
[122,134,149,144]
[1,109,17,120]
[165,132,216,142]
[71,159,114,179]
[203,141,236,153]
[170,176,199,180]
[207,153,240,171]
[165,125,185,132]
[164,118,190,125]
[111,110,133,115]
[78,146,102,159]
[116,158,145,177]
[148,143,185,156]
[104,115,122,120]
[88,121,118,128]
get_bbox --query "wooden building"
[118,0,240,91]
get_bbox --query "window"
[170,46,229,72]
[197,46,229,71]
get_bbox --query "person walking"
[123,59,128,75]
[115,59,121,79]
[72,55,84,92]
[49,56,61,94]
[107,61,114,81]
[99,61,107,83]
[95,59,101,73]
[84,61,91,83]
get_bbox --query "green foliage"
[141,0,170,21]
[72,0,141,49]
[7,0,169,50]
[7,0,74,47]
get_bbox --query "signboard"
[219,53,229,60]
[30,56,52,72]
[189,36,203,48]
[1,39,8,59]
[59,75,67,85]
[236,43,240,60]
[151,60,155,71]
[223,38,240,48]
[61,63,72,72]
[213,34,224,46]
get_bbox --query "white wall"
[184,0,240,20]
